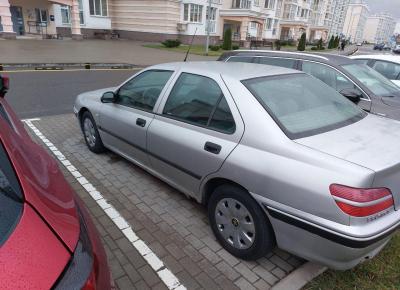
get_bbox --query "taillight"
[54,206,97,290]
[330,184,394,217]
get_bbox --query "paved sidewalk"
[27,114,305,290]
[0,39,215,66]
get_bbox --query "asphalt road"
[354,44,395,56]
[4,69,137,119]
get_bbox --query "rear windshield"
[0,142,23,246]
[242,74,366,139]
[342,64,400,97]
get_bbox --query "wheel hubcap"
[215,198,256,250]
[83,118,96,147]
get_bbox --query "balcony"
[220,0,269,18]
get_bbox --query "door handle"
[204,142,222,154]
[136,118,146,127]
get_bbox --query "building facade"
[363,13,396,44]
[342,0,369,43]
[0,0,81,39]
[324,0,349,38]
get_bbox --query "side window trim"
[254,56,298,69]
[300,60,371,102]
[159,72,237,135]
[114,69,175,113]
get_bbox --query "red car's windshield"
[0,141,23,246]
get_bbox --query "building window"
[35,9,48,23]
[183,4,203,23]
[250,21,257,29]
[264,0,275,9]
[265,18,273,30]
[89,0,108,17]
[60,6,70,24]
[254,0,260,6]
[206,7,217,33]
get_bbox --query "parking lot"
[25,113,303,289]
[5,42,399,289]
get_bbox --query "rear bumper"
[263,206,398,270]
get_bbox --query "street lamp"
[205,0,212,55]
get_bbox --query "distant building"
[363,13,396,44]
[324,0,350,38]
[395,22,400,34]
[342,0,369,43]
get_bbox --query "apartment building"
[342,0,369,43]
[363,13,396,44]
[324,0,349,38]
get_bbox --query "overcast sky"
[364,0,400,20]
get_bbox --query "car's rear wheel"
[208,184,275,260]
[81,111,106,154]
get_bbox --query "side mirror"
[0,75,10,97]
[340,88,361,104]
[101,91,116,103]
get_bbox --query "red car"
[0,75,112,289]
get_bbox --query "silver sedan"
[74,62,400,270]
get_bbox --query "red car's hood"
[1,101,79,252]
[0,204,71,289]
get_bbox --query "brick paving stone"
[195,272,219,289]
[215,261,241,281]
[137,265,160,287]
[115,275,134,290]
[234,263,260,283]
[234,277,257,290]
[28,115,304,290]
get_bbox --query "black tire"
[208,184,275,260]
[81,111,106,154]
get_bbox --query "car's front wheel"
[81,111,106,154]
[208,184,275,260]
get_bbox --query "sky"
[364,0,400,21]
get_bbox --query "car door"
[300,61,372,112]
[147,72,244,198]
[98,70,174,167]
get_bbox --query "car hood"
[295,114,400,172]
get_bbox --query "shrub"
[297,32,306,51]
[162,39,181,48]
[317,37,324,50]
[209,45,220,51]
[287,39,296,46]
[328,35,334,49]
[222,28,232,50]
[280,40,288,46]
[232,45,240,50]
[310,46,318,50]
[334,35,340,48]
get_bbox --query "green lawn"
[143,44,224,57]
[305,231,400,290]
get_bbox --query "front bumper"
[73,105,79,117]
[265,206,397,270]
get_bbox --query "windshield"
[342,64,400,97]
[0,142,23,246]
[242,74,366,139]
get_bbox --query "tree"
[222,28,232,50]
[317,37,323,50]
[297,32,306,51]
[328,35,334,49]
[334,35,340,48]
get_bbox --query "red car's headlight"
[54,206,97,290]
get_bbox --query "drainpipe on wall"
[0,0,16,39]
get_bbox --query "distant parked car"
[351,55,400,87]
[0,75,112,289]
[393,44,400,54]
[383,44,392,51]
[373,43,384,50]
[218,50,400,120]
[75,62,400,270]
[356,42,362,46]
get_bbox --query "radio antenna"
[184,28,197,62]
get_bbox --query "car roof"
[149,61,304,80]
[221,50,357,66]
[350,54,400,64]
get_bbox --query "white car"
[350,55,400,87]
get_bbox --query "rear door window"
[258,57,297,69]
[163,73,236,133]
[0,142,23,246]
[371,60,400,80]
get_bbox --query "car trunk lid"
[295,114,400,209]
